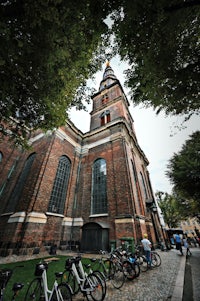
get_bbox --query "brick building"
[0,63,163,256]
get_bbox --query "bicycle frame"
[70,258,96,292]
[40,268,63,301]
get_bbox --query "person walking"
[141,233,152,267]
[174,233,183,255]
[183,235,192,257]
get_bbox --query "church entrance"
[81,222,109,253]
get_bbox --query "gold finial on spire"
[106,60,110,67]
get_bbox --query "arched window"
[5,153,36,212]
[92,158,107,214]
[48,155,71,214]
[139,172,148,199]
[100,110,111,126]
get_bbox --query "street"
[183,247,200,301]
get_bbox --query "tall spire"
[99,61,118,91]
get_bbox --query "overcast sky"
[69,56,199,195]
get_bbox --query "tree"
[156,191,181,228]
[172,192,200,222]
[166,131,200,201]
[1,1,200,147]
[111,0,200,118]
[0,0,117,146]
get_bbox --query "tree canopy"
[111,0,200,117]
[156,191,181,228]
[166,131,200,206]
[0,0,116,145]
[1,0,199,146]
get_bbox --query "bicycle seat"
[0,269,12,288]
[12,282,24,292]
[90,258,97,263]
[55,272,63,278]
[34,263,48,276]
[83,263,91,269]
[65,258,73,270]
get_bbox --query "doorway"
[81,222,109,252]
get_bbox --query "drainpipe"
[69,150,82,249]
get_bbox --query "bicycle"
[135,245,161,271]
[113,246,140,280]
[83,261,107,298]
[0,265,24,301]
[134,245,149,272]
[87,250,125,289]
[151,250,161,267]
[24,258,72,301]
[64,256,105,301]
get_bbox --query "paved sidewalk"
[67,248,186,301]
[0,248,186,301]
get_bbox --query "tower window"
[48,155,71,214]
[100,110,110,126]
[91,158,108,214]
[0,151,2,163]
[102,94,109,105]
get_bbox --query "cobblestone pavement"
[0,248,184,301]
[72,249,182,301]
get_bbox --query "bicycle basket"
[34,262,48,276]
[0,269,12,289]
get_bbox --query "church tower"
[72,62,162,251]
[0,62,163,256]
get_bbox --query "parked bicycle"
[135,245,161,272]
[63,256,105,301]
[113,246,140,280]
[83,261,107,298]
[0,265,24,301]
[24,258,72,301]
[86,250,125,289]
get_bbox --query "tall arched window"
[139,172,148,200]
[48,155,71,214]
[92,158,108,214]
[5,153,36,212]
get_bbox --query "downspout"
[69,150,82,249]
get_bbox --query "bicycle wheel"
[57,283,72,301]
[136,255,148,272]
[85,273,104,301]
[134,262,140,277]
[110,261,125,289]
[24,278,42,300]
[151,252,161,267]
[122,260,136,280]
[65,271,79,295]
[93,271,106,298]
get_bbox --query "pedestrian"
[182,235,192,257]
[174,233,183,255]
[141,233,152,267]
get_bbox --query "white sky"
[69,56,199,195]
